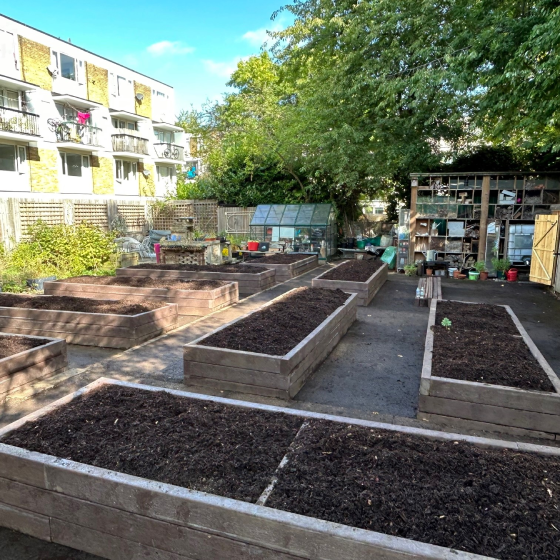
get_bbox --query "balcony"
[112,133,150,156]
[0,106,40,139]
[153,142,185,162]
[48,119,101,149]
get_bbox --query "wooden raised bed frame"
[419,299,560,440]
[0,377,558,560]
[116,266,275,296]
[44,280,238,317]
[312,261,388,306]
[184,290,358,399]
[0,333,67,396]
[0,304,178,349]
[241,254,319,282]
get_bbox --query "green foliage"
[0,221,116,292]
[441,318,452,330]
[474,261,487,273]
[491,257,512,272]
[404,264,417,276]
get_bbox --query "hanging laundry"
[77,112,90,124]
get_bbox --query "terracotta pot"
[453,270,460,279]
[426,268,433,276]
[479,271,488,281]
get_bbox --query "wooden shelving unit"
[409,173,560,271]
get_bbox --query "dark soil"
[322,259,384,282]
[59,276,227,290]
[268,420,560,560]
[433,302,556,391]
[245,254,312,264]
[436,301,519,335]
[2,385,303,503]
[200,287,349,355]
[128,263,263,274]
[0,335,49,359]
[0,294,163,315]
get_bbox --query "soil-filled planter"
[419,299,560,440]
[0,378,558,560]
[44,277,238,317]
[312,260,388,306]
[184,288,358,399]
[0,295,177,349]
[241,254,319,283]
[116,264,275,296]
[0,333,67,395]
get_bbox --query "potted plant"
[474,261,488,280]
[426,267,433,277]
[247,240,260,251]
[404,264,417,276]
[491,257,511,280]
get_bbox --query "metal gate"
[530,214,559,286]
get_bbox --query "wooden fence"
[217,206,256,236]
[0,197,220,249]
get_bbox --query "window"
[154,130,174,143]
[112,119,137,131]
[375,207,385,215]
[0,89,18,109]
[52,51,81,82]
[157,165,173,181]
[0,144,26,173]
[0,144,16,171]
[56,103,77,122]
[115,159,137,181]
[61,153,89,177]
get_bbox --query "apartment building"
[0,14,199,198]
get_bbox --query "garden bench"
[415,276,442,306]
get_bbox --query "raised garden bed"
[241,254,319,282]
[0,294,177,349]
[419,300,560,440]
[0,378,558,560]
[0,333,67,395]
[117,263,275,296]
[44,276,238,317]
[184,287,357,399]
[312,260,388,306]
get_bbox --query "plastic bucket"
[154,243,161,263]
[506,268,518,282]
[468,271,480,281]
[448,267,457,277]
[247,241,259,251]
[356,239,366,249]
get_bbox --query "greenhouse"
[249,203,337,259]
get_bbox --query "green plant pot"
[497,271,505,280]
[468,271,480,281]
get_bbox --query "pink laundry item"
[77,112,90,124]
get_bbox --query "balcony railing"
[154,142,184,161]
[47,119,101,147]
[112,133,150,155]
[0,106,40,136]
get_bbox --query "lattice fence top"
[19,201,65,237]
[193,200,218,235]
[116,204,148,233]
[152,201,194,231]
[74,203,109,229]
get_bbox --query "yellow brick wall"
[134,82,152,119]
[19,37,52,91]
[91,156,115,195]
[28,148,59,192]
[86,63,109,107]
[138,162,155,196]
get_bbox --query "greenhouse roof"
[250,204,333,226]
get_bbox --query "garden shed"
[249,203,337,259]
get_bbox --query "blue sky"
[3,0,290,112]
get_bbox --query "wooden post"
[477,175,491,262]
[409,182,418,263]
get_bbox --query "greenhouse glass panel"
[281,205,300,225]
[264,204,285,225]
[295,204,315,225]
[311,204,332,225]
[251,205,271,225]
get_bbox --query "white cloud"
[202,57,246,78]
[147,41,195,56]
[241,21,286,47]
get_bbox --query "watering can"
[426,250,438,261]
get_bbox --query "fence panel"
[217,206,256,235]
